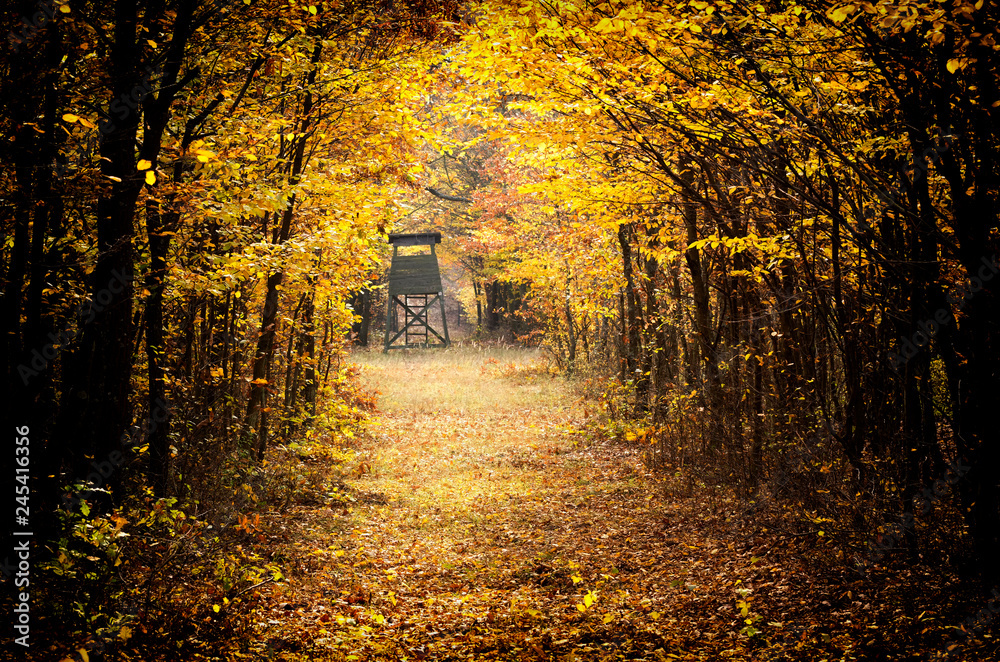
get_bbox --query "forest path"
[266,347,789,661]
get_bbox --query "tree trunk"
[144,199,172,495]
[681,162,721,450]
[617,224,641,400]
[245,42,322,460]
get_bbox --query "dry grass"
[346,345,581,525]
[258,346,696,661]
[350,345,572,415]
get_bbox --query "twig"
[234,577,275,598]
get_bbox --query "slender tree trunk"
[245,42,322,460]
[144,199,172,495]
[618,224,641,400]
[681,162,721,449]
[302,290,318,419]
[473,280,483,328]
[564,290,576,374]
[639,222,662,412]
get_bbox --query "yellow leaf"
[147,39,158,48]
[602,613,614,624]
[78,650,89,662]
[309,5,317,14]
[577,603,587,612]
[62,113,79,123]
[946,58,962,74]
[213,604,221,613]
[59,4,70,13]
[827,5,853,22]
[137,159,152,171]
[145,170,156,185]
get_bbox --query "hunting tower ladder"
[383,232,450,352]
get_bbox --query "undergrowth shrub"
[38,491,275,661]
[30,365,374,661]
[480,354,560,381]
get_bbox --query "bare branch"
[425,186,472,204]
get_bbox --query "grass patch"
[350,345,573,414]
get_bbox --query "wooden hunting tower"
[383,232,450,352]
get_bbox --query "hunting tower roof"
[387,232,442,246]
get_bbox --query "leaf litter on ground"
[240,347,994,662]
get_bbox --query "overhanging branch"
[425,186,472,204]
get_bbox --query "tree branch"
[425,186,472,204]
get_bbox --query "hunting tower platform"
[383,232,450,352]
